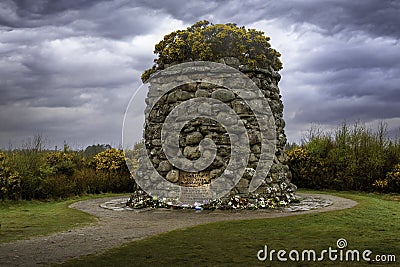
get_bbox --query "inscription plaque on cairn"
[179,171,212,204]
[179,171,210,187]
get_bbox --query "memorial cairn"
[127,21,297,210]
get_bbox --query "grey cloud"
[292,99,400,125]
[246,0,400,39]
[281,0,400,39]
[0,0,101,28]
[303,40,400,73]
[1,0,400,146]
[12,0,99,15]
[0,104,124,149]
[134,0,227,22]
[1,0,174,39]
[135,0,400,39]
[320,68,400,101]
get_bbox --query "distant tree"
[141,20,282,82]
[83,144,111,158]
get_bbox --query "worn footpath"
[0,193,357,266]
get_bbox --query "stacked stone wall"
[140,58,296,203]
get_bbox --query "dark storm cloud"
[134,0,227,22]
[136,0,400,39]
[258,0,400,39]
[0,0,399,146]
[13,0,100,15]
[134,0,400,141]
[0,32,138,106]
[0,0,160,147]
[0,0,164,39]
[0,0,100,27]
[280,24,400,133]
[236,0,400,141]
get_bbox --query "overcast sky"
[1,0,399,149]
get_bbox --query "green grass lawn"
[0,193,125,244]
[60,191,400,267]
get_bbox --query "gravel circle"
[0,193,357,266]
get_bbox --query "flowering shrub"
[372,179,389,192]
[94,148,128,172]
[287,146,326,189]
[0,141,142,200]
[142,20,283,82]
[286,122,400,192]
[90,148,133,194]
[44,151,76,176]
[386,163,400,191]
[0,151,21,200]
[287,147,309,162]
[374,163,400,193]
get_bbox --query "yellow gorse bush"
[374,163,400,192]
[387,163,400,179]
[286,147,309,162]
[142,20,282,82]
[0,151,21,199]
[372,179,389,190]
[46,151,74,166]
[94,148,126,172]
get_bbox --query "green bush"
[83,144,111,158]
[92,148,134,193]
[7,149,46,200]
[44,151,77,176]
[373,163,400,193]
[0,151,21,200]
[0,143,138,200]
[142,20,282,82]
[287,122,400,192]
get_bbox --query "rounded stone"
[235,178,249,194]
[231,100,251,114]
[243,168,256,180]
[195,89,211,98]
[166,169,179,183]
[182,83,197,92]
[157,160,172,172]
[185,131,203,145]
[167,92,177,103]
[219,57,240,68]
[176,90,193,101]
[211,88,235,102]
[183,146,201,159]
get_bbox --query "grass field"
[59,191,400,267]
[0,193,124,244]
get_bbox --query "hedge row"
[0,144,139,200]
[286,122,400,193]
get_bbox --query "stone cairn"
[136,57,296,207]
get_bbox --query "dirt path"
[0,194,357,266]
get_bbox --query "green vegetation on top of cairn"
[141,20,283,82]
